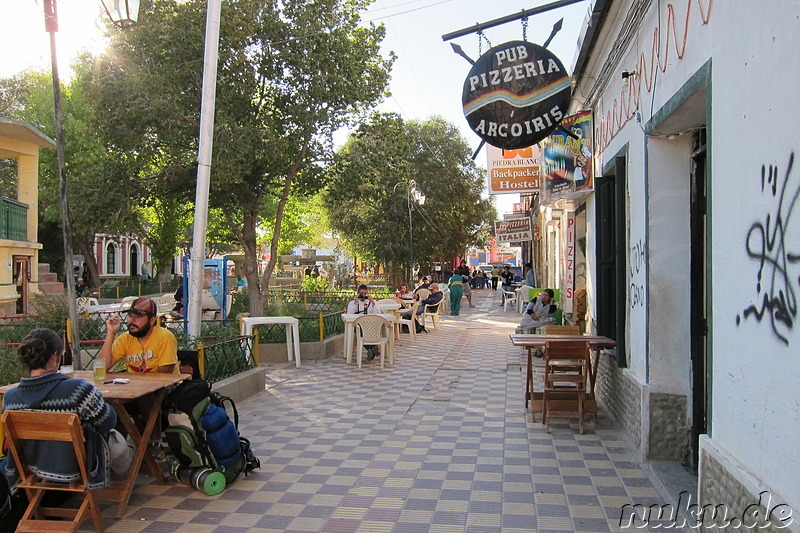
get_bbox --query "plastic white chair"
[423,301,442,330]
[353,315,391,369]
[415,288,431,301]
[397,301,421,342]
[518,285,533,313]
[439,287,450,313]
[502,289,518,312]
[376,298,399,313]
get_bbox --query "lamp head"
[101,0,140,27]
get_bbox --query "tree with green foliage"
[0,65,142,287]
[90,0,393,314]
[325,113,495,285]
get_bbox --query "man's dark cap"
[126,297,157,316]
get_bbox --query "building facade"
[0,119,55,316]
[551,0,799,524]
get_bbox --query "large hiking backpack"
[164,380,260,484]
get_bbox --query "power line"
[362,0,454,23]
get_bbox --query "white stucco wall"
[706,0,800,510]
[577,0,800,510]
[646,136,692,396]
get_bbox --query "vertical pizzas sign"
[561,211,576,313]
[462,41,571,150]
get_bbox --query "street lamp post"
[41,0,139,368]
[393,180,426,283]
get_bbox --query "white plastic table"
[341,313,397,365]
[241,316,301,368]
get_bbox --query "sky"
[0,0,590,216]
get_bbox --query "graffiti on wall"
[736,153,800,345]
[629,238,646,309]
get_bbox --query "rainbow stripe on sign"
[463,76,570,116]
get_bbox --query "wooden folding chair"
[1,410,103,532]
[543,341,591,434]
[527,325,583,418]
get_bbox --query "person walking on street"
[524,262,536,288]
[455,260,475,308]
[491,266,500,291]
[448,271,464,316]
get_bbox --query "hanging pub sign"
[540,110,594,199]
[462,40,571,150]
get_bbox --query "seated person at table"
[400,284,443,323]
[500,265,515,305]
[346,284,381,361]
[1,329,132,489]
[515,289,557,334]
[413,276,432,296]
[396,285,410,298]
[99,297,179,374]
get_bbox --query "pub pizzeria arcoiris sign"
[462,40,571,150]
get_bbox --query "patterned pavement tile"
[81,290,677,532]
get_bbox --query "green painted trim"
[645,60,712,134]
[704,60,713,437]
[602,144,629,175]
[644,130,650,384]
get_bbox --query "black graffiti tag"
[737,153,800,345]
[629,239,646,309]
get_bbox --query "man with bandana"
[99,297,179,374]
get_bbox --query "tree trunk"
[257,141,309,312]
[157,262,172,282]
[74,234,100,288]
[241,212,265,315]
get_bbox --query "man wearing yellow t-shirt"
[99,297,178,374]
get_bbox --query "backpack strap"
[210,392,239,431]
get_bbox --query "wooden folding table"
[1,371,189,518]
[509,334,616,421]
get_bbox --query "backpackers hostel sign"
[495,218,532,244]
[462,41,571,150]
[486,144,541,194]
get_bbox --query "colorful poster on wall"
[540,110,594,199]
[486,144,541,194]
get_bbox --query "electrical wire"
[376,0,435,117]
[363,0,439,15]
[362,0,454,23]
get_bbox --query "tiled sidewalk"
[99,289,678,533]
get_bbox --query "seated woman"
[515,289,557,334]
[1,329,130,490]
[395,285,410,299]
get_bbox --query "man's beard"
[129,320,152,338]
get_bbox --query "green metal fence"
[248,311,344,343]
[201,335,256,382]
[98,280,181,299]
[1,197,28,241]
